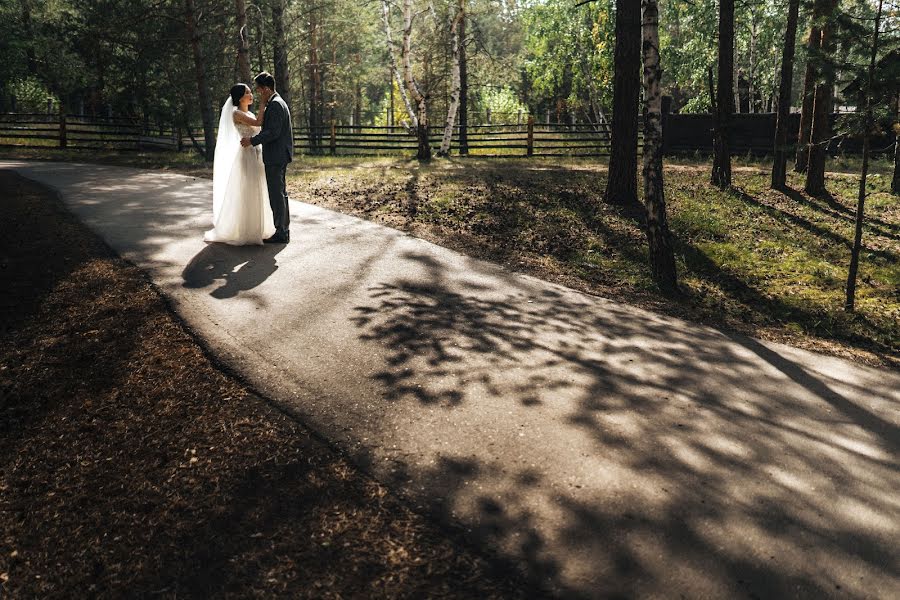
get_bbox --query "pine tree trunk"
[603,0,641,206]
[235,0,252,82]
[846,0,884,311]
[641,0,678,294]
[891,96,899,195]
[272,0,291,109]
[308,11,322,152]
[458,13,469,155]
[712,0,734,188]
[892,131,899,195]
[439,0,464,157]
[804,0,837,196]
[771,0,800,188]
[185,0,215,161]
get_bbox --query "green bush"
[10,77,57,113]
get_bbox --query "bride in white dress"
[204,84,276,245]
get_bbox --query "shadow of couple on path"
[181,243,285,299]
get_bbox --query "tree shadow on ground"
[778,185,900,241]
[349,247,900,598]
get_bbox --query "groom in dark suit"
[240,71,293,243]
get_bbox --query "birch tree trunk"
[185,0,215,161]
[603,0,641,207]
[846,0,884,311]
[235,0,252,82]
[749,14,758,113]
[641,0,678,293]
[771,0,800,188]
[402,0,431,161]
[382,0,418,129]
[712,0,735,188]
[272,0,291,109]
[438,0,464,156]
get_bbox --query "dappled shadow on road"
[350,249,900,598]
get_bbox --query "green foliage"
[521,0,614,120]
[9,76,56,112]
[481,86,527,119]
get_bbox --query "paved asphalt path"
[4,161,899,599]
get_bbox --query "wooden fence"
[0,113,617,157]
[2,111,888,157]
[0,113,181,151]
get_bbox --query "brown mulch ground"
[0,171,529,598]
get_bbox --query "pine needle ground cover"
[0,171,527,598]
[287,157,898,367]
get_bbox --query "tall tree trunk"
[804,0,837,196]
[402,0,431,161]
[382,0,418,128]
[308,10,322,152]
[771,0,800,188]
[712,0,734,188]
[795,0,826,173]
[185,0,215,161]
[641,0,678,293]
[892,96,899,195]
[438,0,464,157]
[458,11,469,155]
[748,13,758,113]
[272,0,291,109]
[603,0,641,206]
[235,0,252,82]
[846,0,883,311]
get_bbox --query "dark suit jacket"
[251,92,293,165]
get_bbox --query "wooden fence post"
[330,121,336,155]
[59,106,67,149]
[527,115,534,157]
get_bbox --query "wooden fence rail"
[2,111,885,157]
[0,113,621,157]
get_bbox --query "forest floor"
[0,171,529,598]
[3,148,897,368]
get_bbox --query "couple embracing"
[205,71,293,246]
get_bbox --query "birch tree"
[438,0,464,156]
[641,0,678,293]
[402,0,431,160]
[382,0,418,128]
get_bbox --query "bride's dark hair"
[230,83,249,106]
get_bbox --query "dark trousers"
[265,162,289,237]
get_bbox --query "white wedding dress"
[204,98,276,245]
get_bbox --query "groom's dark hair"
[254,72,276,90]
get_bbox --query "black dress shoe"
[264,234,289,244]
